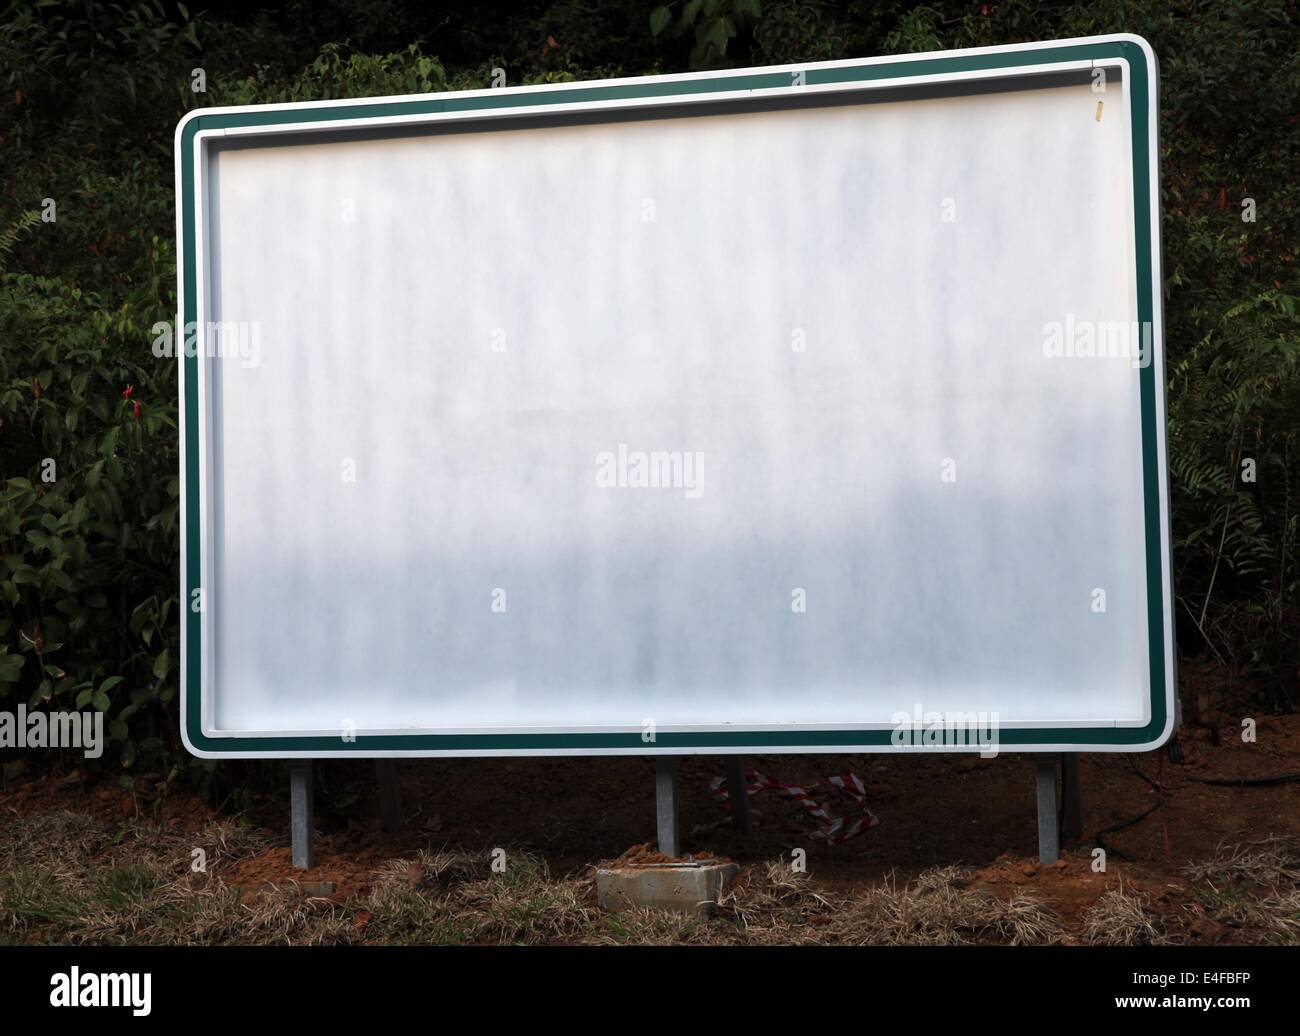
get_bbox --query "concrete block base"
[596,860,739,917]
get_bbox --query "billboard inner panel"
[198,80,1150,738]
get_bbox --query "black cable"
[1127,754,1300,789]
[1093,799,1164,861]
[1127,754,1165,789]
[1098,753,1300,858]
[1087,754,1171,860]
[1184,772,1300,787]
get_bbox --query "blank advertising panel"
[176,34,1174,756]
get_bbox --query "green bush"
[0,271,178,770]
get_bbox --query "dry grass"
[1,812,1072,945]
[1252,890,1300,941]
[718,859,833,938]
[0,807,351,946]
[1184,837,1300,944]
[13,806,1296,945]
[1184,836,1300,888]
[0,808,109,869]
[1082,884,1167,945]
[364,849,599,944]
[592,862,1061,946]
[820,866,1063,946]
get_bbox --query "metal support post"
[1061,753,1083,841]
[290,760,314,870]
[725,757,752,834]
[1035,756,1060,865]
[655,756,681,858]
[375,759,402,832]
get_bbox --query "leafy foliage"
[649,0,763,69]
[0,272,178,771]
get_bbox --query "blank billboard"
[176,34,1173,756]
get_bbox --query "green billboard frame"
[176,33,1173,757]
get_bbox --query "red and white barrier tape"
[710,768,879,844]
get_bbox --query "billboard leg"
[1061,753,1083,841]
[725,757,751,834]
[1035,756,1059,865]
[290,761,314,870]
[375,759,401,832]
[655,756,681,857]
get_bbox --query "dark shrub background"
[1,1,1296,796]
